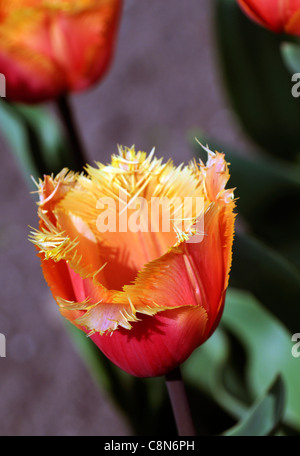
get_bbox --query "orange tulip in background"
[237,0,300,35]
[30,146,236,378]
[0,0,123,103]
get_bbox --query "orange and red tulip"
[237,0,300,36]
[30,146,236,377]
[0,0,123,103]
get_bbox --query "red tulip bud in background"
[0,0,123,103]
[237,0,300,36]
[30,146,236,378]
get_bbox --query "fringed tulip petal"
[31,145,236,377]
[38,255,76,302]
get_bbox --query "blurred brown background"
[0,0,250,436]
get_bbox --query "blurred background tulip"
[0,0,123,103]
[237,0,300,35]
[237,0,300,77]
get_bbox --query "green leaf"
[183,328,248,421]
[184,287,300,433]
[281,41,300,75]
[231,232,300,334]
[0,101,39,187]
[214,0,300,160]
[223,288,300,432]
[223,376,285,436]
[0,100,81,188]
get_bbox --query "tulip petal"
[32,170,111,286]
[57,294,140,334]
[56,281,183,335]
[122,201,234,337]
[53,146,208,289]
[52,231,212,336]
[38,255,75,302]
[90,306,208,377]
[57,193,234,339]
[83,194,234,376]
[49,0,122,91]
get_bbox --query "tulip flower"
[30,145,236,377]
[237,0,300,36]
[0,0,123,103]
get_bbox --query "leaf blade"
[223,376,285,436]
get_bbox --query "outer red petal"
[89,306,208,377]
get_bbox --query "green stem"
[56,94,87,171]
[165,366,197,436]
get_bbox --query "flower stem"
[165,366,197,436]
[56,94,88,171]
